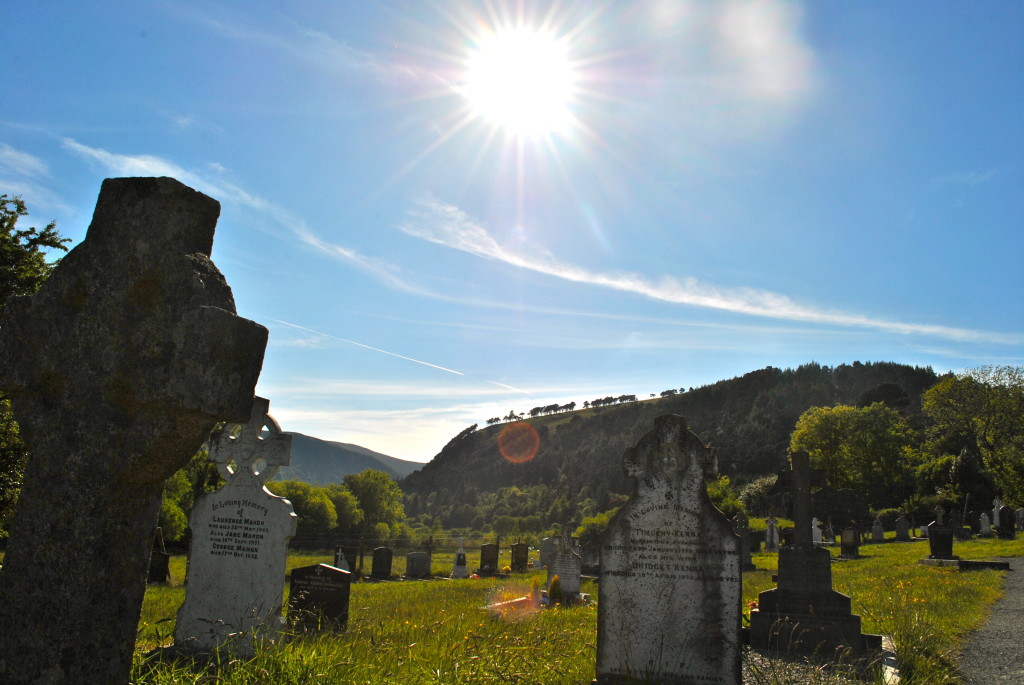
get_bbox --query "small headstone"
[510,543,530,573]
[451,538,469,579]
[333,546,355,572]
[811,517,823,545]
[927,520,958,561]
[539,537,557,567]
[371,547,393,579]
[405,552,431,579]
[764,516,780,552]
[894,513,910,542]
[479,543,499,575]
[548,529,582,598]
[871,519,885,543]
[934,504,946,526]
[288,563,351,629]
[0,177,267,684]
[993,498,1003,529]
[596,416,741,684]
[840,527,860,558]
[979,512,992,537]
[1017,508,1024,531]
[174,398,297,658]
[997,505,1016,540]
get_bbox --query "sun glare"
[462,28,576,137]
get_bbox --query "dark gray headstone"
[539,537,556,567]
[596,415,741,684]
[371,547,393,579]
[288,563,351,629]
[894,514,910,542]
[0,177,267,685]
[997,506,1016,539]
[871,519,884,543]
[927,523,958,560]
[479,543,499,575]
[510,543,529,573]
[840,528,860,558]
[405,552,431,579]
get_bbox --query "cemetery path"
[958,558,1024,685]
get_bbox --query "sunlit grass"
[132,537,1024,683]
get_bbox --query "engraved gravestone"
[511,542,530,573]
[451,538,469,578]
[0,177,267,684]
[406,551,431,579]
[872,519,884,543]
[979,512,991,537]
[288,563,351,629]
[539,536,557,567]
[596,415,741,685]
[894,513,910,541]
[174,397,297,657]
[548,529,582,598]
[371,547,393,579]
[334,546,355,572]
[479,543,499,575]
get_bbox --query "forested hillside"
[400,361,939,530]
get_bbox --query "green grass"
[131,537,1024,683]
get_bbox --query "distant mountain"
[272,432,421,485]
[400,361,941,527]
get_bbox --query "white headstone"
[596,416,740,684]
[980,512,991,534]
[764,516,780,552]
[174,398,297,657]
[811,517,823,544]
[450,538,469,579]
[993,498,1003,529]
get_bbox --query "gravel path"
[958,558,1024,684]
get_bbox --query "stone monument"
[548,528,583,600]
[288,563,351,630]
[894,513,910,541]
[174,397,297,657]
[596,415,741,684]
[511,542,530,573]
[0,177,267,684]
[871,519,884,543]
[811,517,823,545]
[997,505,1016,539]
[539,536,557,567]
[406,552,431,579]
[451,538,469,579]
[371,547,393,579]
[479,543,499,575]
[979,512,991,537]
[764,516,780,552]
[750,452,878,659]
[733,512,756,571]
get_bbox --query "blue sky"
[3,1,1022,462]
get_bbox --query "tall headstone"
[548,528,583,598]
[174,398,296,657]
[871,519,885,543]
[997,505,1016,540]
[734,513,756,571]
[405,552,431,579]
[993,498,1003,528]
[371,547,393,579]
[764,516,780,552]
[979,512,992,537]
[751,452,877,658]
[451,538,469,579]
[288,563,351,629]
[596,416,741,685]
[811,517,823,545]
[1016,508,1024,531]
[0,177,267,684]
[894,513,910,542]
[479,543,499,575]
[510,542,530,573]
[334,546,355,572]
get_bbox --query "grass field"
[130,536,1024,684]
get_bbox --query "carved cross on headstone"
[778,451,825,547]
[209,396,291,484]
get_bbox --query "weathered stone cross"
[209,395,291,485]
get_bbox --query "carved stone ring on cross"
[209,396,292,485]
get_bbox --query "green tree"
[324,482,365,537]
[790,403,917,509]
[0,195,69,536]
[272,480,338,540]
[343,469,406,537]
[922,366,1024,504]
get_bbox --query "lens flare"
[498,421,540,464]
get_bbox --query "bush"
[739,474,779,517]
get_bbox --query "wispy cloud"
[0,143,49,178]
[401,194,1022,345]
[931,169,998,187]
[269,318,464,376]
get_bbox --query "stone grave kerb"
[0,177,267,685]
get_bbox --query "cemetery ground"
[113,535,1024,684]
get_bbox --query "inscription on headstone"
[479,543,499,575]
[548,529,582,597]
[288,563,351,629]
[596,415,741,685]
[174,398,296,657]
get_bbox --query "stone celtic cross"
[209,396,291,484]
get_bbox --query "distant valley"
[272,432,421,485]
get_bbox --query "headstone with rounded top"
[997,506,1016,539]
[405,552,431,579]
[894,513,910,542]
[174,397,297,658]
[0,177,267,684]
[871,519,884,543]
[979,512,991,537]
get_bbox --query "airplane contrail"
[269,318,465,376]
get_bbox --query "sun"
[461,28,577,137]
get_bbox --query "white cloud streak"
[401,194,1023,345]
